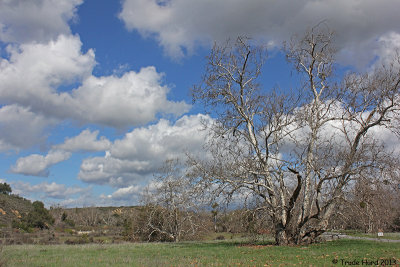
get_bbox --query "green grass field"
[1,239,399,266]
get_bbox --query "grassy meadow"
[1,239,399,266]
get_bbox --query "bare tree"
[330,173,400,233]
[138,159,203,242]
[191,25,400,245]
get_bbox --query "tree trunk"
[275,231,290,245]
[274,219,327,245]
[274,222,291,245]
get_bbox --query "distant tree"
[0,182,11,195]
[12,200,55,231]
[330,175,400,232]
[22,201,54,230]
[137,159,203,242]
[28,201,55,229]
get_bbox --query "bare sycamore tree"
[190,25,400,245]
[139,159,202,242]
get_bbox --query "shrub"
[12,220,33,233]
[12,201,55,231]
[0,183,11,195]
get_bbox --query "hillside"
[0,193,33,227]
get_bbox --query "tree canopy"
[0,182,12,195]
[190,25,400,245]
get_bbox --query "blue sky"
[1,0,400,207]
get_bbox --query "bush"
[12,201,55,231]
[0,183,11,195]
[29,201,55,228]
[12,220,33,233]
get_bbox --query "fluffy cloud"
[78,114,211,187]
[120,0,400,66]
[10,129,111,177]
[0,104,55,151]
[71,66,190,127]
[10,150,71,177]
[0,34,95,118]
[108,185,141,201]
[0,0,83,43]
[55,129,111,152]
[374,32,400,68]
[11,181,90,200]
[110,114,209,160]
[97,185,147,206]
[0,34,190,128]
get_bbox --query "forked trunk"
[274,222,293,245]
[274,221,326,245]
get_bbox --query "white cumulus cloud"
[11,181,90,200]
[10,128,113,177]
[0,104,56,152]
[11,150,71,177]
[70,66,190,127]
[108,185,141,201]
[78,114,211,187]
[55,129,111,152]
[0,34,96,118]
[0,34,190,128]
[0,0,83,43]
[120,0,400,67]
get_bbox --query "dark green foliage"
[12,201,55,231]
[61,211,68,221]
[28,201,55,229]
[11,219,33,233]
[0,183,11,195]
